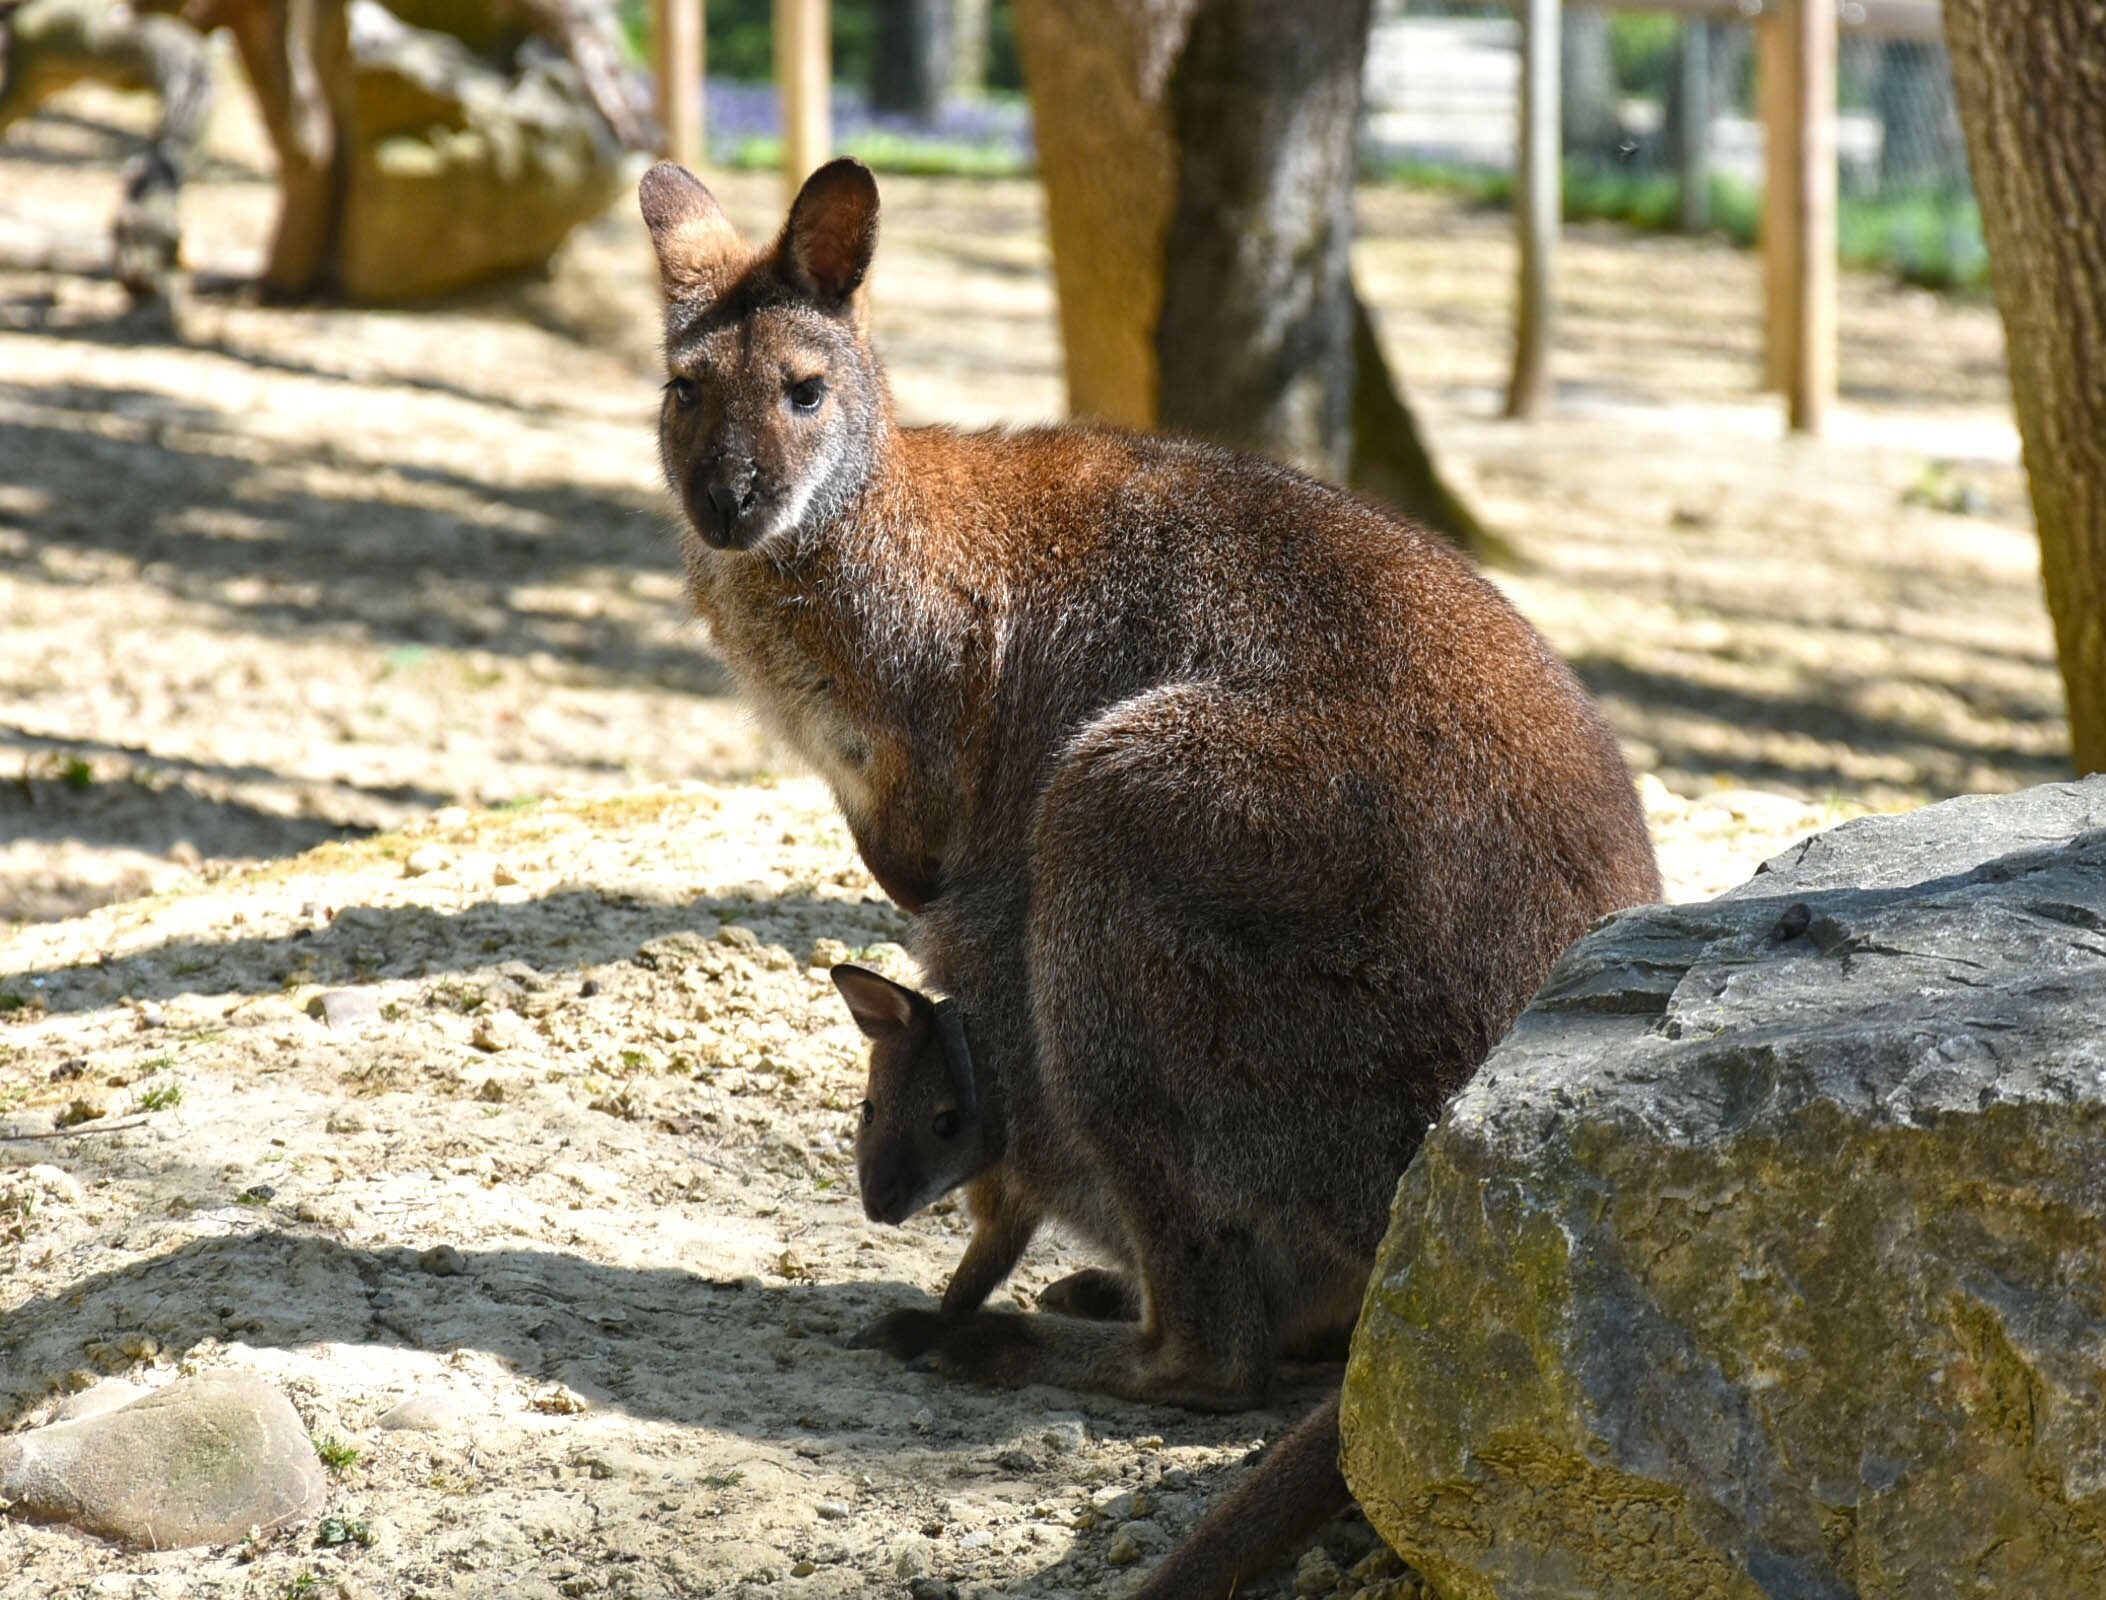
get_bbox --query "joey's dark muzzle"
[858,1148,918,1225]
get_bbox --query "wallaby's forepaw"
[848,1306,950,1361]
[905,1312,1040,1387]
[1036,1267,1142,1322]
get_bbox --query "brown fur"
[643,158,1661,1593]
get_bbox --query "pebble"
[402,845,451,877]
[20,1164,83,1204]
[1106,1529,1144,1566]
[957,1529,992,1550]
[472,1016,526,1053]
[530,1384,589,1415]
[1090,1486,1147,1521]
[414,1246,465,1280]
[1039,1413,1088,1454]
[1295,1548,1345,1595]
[816,1499,852,1520]
[311,988,381,1031]
[0,1373,324,1548]
[377,1391,476,1432]
[418,1244,467,1277]
[325,1106,371,1135]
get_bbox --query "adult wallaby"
[643,155,1659,1592]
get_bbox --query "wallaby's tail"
[1133,1390,1349,1600]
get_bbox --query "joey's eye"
[932,1109,960,1140]
[666,376,698,408]
[859,1100,874,1129]
[788,376,827,413]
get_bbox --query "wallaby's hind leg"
[910,1214,1277,1410]
[1037,1267,1141,1321]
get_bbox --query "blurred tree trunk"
[1014,0,1497,558]
[949,0,988,98]
[1945,1,2106,774]
[1664,20,1710,232]
[871,0,950,118]
[1559,7,1619,164]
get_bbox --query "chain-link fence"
[1362,1,1984,290]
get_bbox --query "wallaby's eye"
[859,1100,874,1129]
[932,1109,960,1140]
[666,376,698,408]
[788,376,827,413]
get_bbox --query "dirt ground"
[0,69,2071,1600]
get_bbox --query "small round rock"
[418,1245,467,1277]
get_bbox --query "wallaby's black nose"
[703,481,743,544]
[692,458,758,548]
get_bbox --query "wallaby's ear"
[640,161,748,304]
[832,963,925,1041]
[781,159,880,305]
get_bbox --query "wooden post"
[1758,3,1798,393]
[1673,18,1710,234]
[1504,0,1558,420]
[655,0,704,171]
[1787,0,1836,434]
[776,0,831,204]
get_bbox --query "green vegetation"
[314,1435,360,1474]
[0,1184,36,1245]
[721,129,1030,180]
[1363,156,1989,293]
[1607,13,1681,101]
[136,1082,182,1113]
[619,0,1024,89]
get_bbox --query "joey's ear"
[639,161,748,303]
[781,159,880,305]
[831,964,927,1041]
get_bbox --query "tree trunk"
[1559,7,1619,165]
[1016,0,1496,557]
[1944,1,2106,773]
[948,0,988,98]
[1666,19,1711,232]
[871,0,951,119]
[1155,0,1364,480]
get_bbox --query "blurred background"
[0,0,2080,926]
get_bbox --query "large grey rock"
[1342,779,2106,1600]
[0,1373,326,1547]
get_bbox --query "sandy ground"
[0,66,2072,1600]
